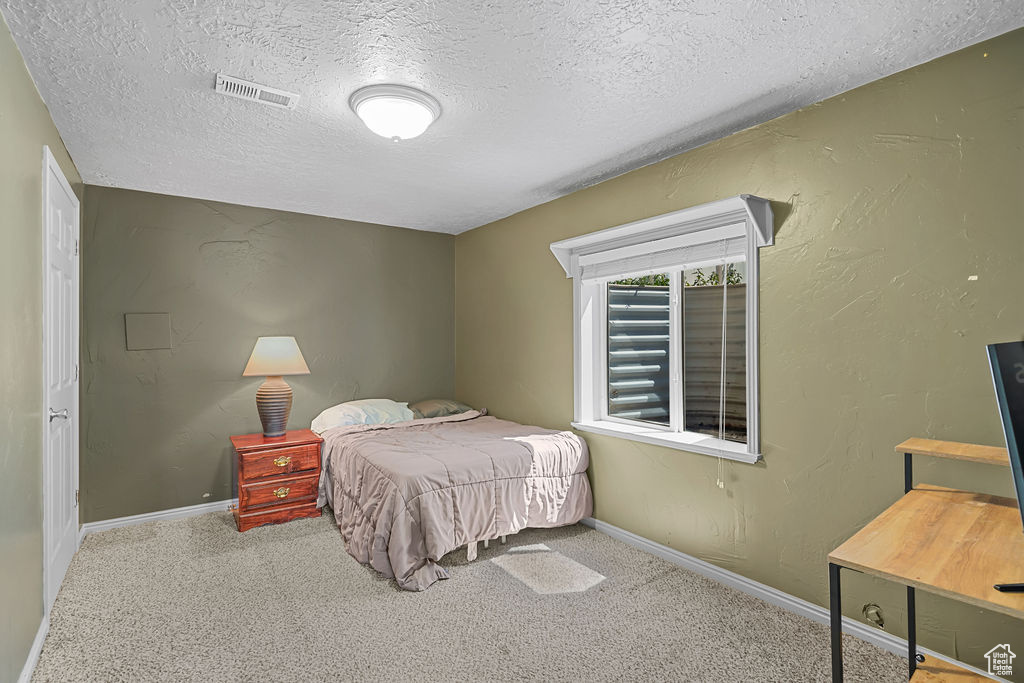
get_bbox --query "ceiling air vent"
[215,74,299,110]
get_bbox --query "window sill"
[571,420,762,464]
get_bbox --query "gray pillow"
[410,398,474,419]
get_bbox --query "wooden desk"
[828,440,1022,681]
[831,486,1024,618]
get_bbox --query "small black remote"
[994,583,1024,592]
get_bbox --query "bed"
[316,409,592,591]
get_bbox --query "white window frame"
[550,195,773,464]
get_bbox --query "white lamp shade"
[242,336,310,376]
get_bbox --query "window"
[681,262,747,443]
[606,273,671,426]
[550,195,772,462]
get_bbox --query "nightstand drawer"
[240,472,319,508]
[241,444,319,481]
[235,500,320,532]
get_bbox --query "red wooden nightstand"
[230,429,323,532]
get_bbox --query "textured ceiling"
[2,1,1022,233]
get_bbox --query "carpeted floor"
[32,510,903,682]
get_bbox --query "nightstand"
[230,429,323,532]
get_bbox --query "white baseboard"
[581,517,1003,682]
[78,498,238,545]
[17,613,49,683]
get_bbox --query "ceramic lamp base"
[256,375,292,437]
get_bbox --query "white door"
[42,146,80,612]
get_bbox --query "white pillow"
[310,398,415,434]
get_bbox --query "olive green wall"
[0,13,83,683]
[456,30,1024,670]
[81,186,454,522]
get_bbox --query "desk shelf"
[909,658,993,682]
[895,438,1010,467]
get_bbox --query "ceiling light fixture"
[349,84,441,141]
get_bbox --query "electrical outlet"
[862,603,884,628]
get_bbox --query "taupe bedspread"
[318,411,592,591]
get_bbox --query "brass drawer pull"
[273,487,290,499]
[273,455,291,467]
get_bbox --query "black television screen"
[987,341,1024,532]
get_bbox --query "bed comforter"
[317,410,592,591]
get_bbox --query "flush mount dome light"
[349,84,441,141]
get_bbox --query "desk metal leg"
[830,562,843,682]
[903,453,923,679]
[904,452,913,493]
[907,585,917,678]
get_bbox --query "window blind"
[581,236,745,283]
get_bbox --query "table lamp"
[242,336,310,437]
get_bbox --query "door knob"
[48,408,69,422]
